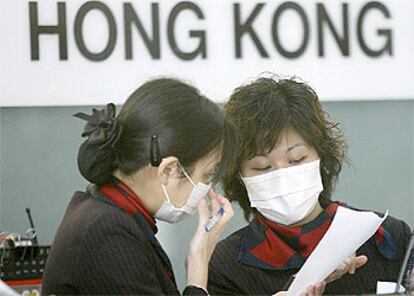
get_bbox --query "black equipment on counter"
[0,208,51,295]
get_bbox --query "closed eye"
[253,166,271,171]
[290,156,306,165]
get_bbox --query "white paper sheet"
[287,206,388,296]
[0,279,19,296]
[377,281,406,294]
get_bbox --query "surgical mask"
[154,164,211,224]
[241,159,323,225]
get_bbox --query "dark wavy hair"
[77,78,237,185]
[223,76,346,220]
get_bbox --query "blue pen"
[204,207,225,232]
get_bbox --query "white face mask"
[241,159,323,225]
[154,164,211,224]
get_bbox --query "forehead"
[250,127,309,157]
[276,128,308,148]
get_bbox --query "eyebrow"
[250,143,309,159]
[287,143,309,152]
[248,153,266,159]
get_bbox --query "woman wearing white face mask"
[208,76,412,295]
[42,78,236,295]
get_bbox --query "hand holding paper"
[324,252,368,283]
[287,206,388,296]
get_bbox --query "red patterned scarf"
[100,178,157,233]
[239,201,396,270]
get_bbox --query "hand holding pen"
[205,207,225,232]
[187,189,234,289]
[204,188,226,232]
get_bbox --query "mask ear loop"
[177,162,196,186]
[179,163,213,214]
[161,184,172,203]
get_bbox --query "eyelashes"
[252,156,307,171]
[290,156,306,165]
[254,166,271,172]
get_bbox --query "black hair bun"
[77,140,116,185]
[74,103,123,184]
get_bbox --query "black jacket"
[208,213,411,295]
[42,191,206,295]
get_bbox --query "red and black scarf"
[93,177,176,285]
[239,201,397,270]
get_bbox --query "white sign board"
[0,0,414,106]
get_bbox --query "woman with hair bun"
[41,78,237,295]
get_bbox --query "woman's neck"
[290,202,324,227]
[112,170,163,215]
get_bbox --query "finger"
[327,254,360,283]
[207,188,216,199]
[349,259,356,275]
[213,191,228,205]
[218,194,232,211]
[207,199,234,234]
[325,273,337,283]
[346,252,355,274]
[351,252,356,259]
[218,195,234,222]
[197,198,209,225]
[306,284,316,296]
[337,256,352,273]
[335,261,347,273]
[315,283,325,295]
[332,258,351,278]
[209,189,232,208]
[346,252,356,273]
[318,281,326,295]
[325,268,344,283]
[208,189,221,213]
[343,256,353,268]
[354,255,368,269]
[209,191,233,216]
[203,192,234,233]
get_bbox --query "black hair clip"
[150,134,162,167]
